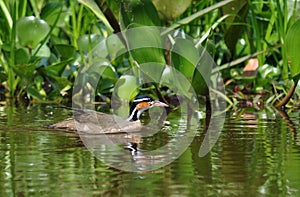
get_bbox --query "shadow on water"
[0,104,300,196]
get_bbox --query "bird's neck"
[127,108,143,122]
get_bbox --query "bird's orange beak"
[153,100,168,107]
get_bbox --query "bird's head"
[127,95,168,122]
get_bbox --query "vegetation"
[0,0,300,109]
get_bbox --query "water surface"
[0,104,299,196]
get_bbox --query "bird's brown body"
[48,95,168,134]
[49,110,142,134]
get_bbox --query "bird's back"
[49,110,142,134]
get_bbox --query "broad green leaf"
[76,58,117,96]
[78,0,113,33]
[86,62,117,80]
[34,75,44,90]
[77,34,103,52]
[192,72,208,96]
[90,38,109,59]
[125,26,165,64]
[115,75,138,101]
[120,0,161,29]
[48,76,72,94]
[40,2,65,26]
[286,19,300,82]
[12,63,36,82]
[152,0,191,20]
[171,38,198,80]
[101,65,117,79]
[27,85,45,100]
[258,64,281,79]
[42,59,74,77]
[16,16,50,48]
[171,38,211,96]
[106,34,126,61]
[192,50,211,96]
[160,65,172,86]
[15,48,30,64]
[140,62,165,82]
[222,0,248,55]
[54,44,76,60]
[160,65,192,98]
[33,44,50,57]
[194,47,213,95]
[97,78,115,93]
[257,64,281,86]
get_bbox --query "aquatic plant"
[0,0,299,108]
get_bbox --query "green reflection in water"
[0,105,300,196]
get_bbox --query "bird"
[48,95,168,134]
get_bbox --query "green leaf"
[104,0,122,18]
[160,65,192,98]
[125,26,165,64]
[286,19,300,82]
[171,38,211,96]
[98,78,115,94]
[33,44,50,57]
[40,2,64,26]
[16,16,50,48]
[12,63,36,82]
[27,85,45,100]
[222,0,248,55]
[78,0,113,33]
[0,0,13,30]
[106,34,126,61]
[47,76,72,96]
[152,0,191,20]
[171,38,198,80]
[115,75,138,101]
[257,64,281,86]
[160,65,172,86]
[120,0,161,29]
[192,70,209,96]
[259,64,281,79]
[77,34,103,52]
[0,67,7,83]
[192,48,213,95]
[15,48,30,64]
[0,72,7,82]
[101,65,117,79]
[140,62,165,82]
[42,59,73,78]
[82,58,115,77]
[161,0,235,35]
[76,58,117,96]
[54,44,76,60]
[87,62,117,80]
[34,75,44,90]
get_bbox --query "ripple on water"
[1,105,300,196]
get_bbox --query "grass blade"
[78,0,113,33]
[161,0,235,35]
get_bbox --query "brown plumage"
[48,95,168,134]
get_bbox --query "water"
[0,104,300,196]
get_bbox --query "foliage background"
[0,0,300,107]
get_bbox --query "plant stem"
[8,0,17,97]
[71,1,78,49]
[275,81,296,108]
[0,0,13,29]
